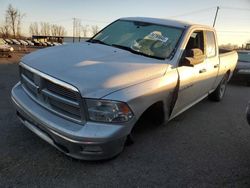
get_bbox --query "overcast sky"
[0,0,250,45]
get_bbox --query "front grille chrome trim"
[19,62,85,124]
[21,74,39,92]
[20,62,79,92]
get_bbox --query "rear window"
[238,52,250,63]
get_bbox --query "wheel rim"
[219,78,227,98]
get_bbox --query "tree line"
[29,22,67,36]
[0,4,100,39]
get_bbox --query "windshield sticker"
[146,31,169,43]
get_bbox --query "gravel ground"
[0,51,250,187]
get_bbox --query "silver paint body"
[11,17,238,160]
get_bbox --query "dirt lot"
[1,50,250,187]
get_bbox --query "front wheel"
[209,74,228,102]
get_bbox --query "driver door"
[170,30,208,118]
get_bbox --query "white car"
[4,39,14,45]
[11,39,21,45]
[0,38,14,57]
[19,39,28,46]
[25,40,34,46]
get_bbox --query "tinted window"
[238,52,250,63]
[206,31,216,57]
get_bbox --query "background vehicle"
[40,41,48,46]
[52,42,62,46]
[11,17,238,160]
[0,38,14,57]
[32,40,42,46]
[4,39,14,44]
[18,39,28,46]
[25,40,34,46]
[11,39,21,45]
[232,50,250,86]
[45,41,53,46]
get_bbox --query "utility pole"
[213,6,220,27]
[73,18,81,43]
[73,18,76,43]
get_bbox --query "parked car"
[45,41,53,46]
[32,40,42,46]
[11,17,238,160]
[0,38,14,57]
[4,38,13,44]
[40,41,48,46]
[25,40,34,46]
[52,42,61,46]
[232,50,250,85]
[11,39,21,45]
[247,102,250,125]
[18,39,28,46]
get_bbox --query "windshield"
[238,52,250,63]
[90,20,183,59]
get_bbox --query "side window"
[185,31,205,53]
[179,31,205,67]
[206,31,216,58]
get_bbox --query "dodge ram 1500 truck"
[11,17,238,160]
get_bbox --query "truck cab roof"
[120,17,214,31]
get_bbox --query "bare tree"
[57,26,66,36]
[5,4,24,38]
[51,24,66,36]
[29,22,39,36]
[82,25,89,37]
[17,12,25,37]
[51,24,57,36]
[0,18,10,38]
[91,25,99,36]
[40,22,50,36]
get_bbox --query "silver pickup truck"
[11,17,238,160]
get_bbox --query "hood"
[21,42,169,98]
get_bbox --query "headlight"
[86,99,133,123]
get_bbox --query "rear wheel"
[209,74,228,101]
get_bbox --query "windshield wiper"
[87,39,108,46]
[111,44,165,60]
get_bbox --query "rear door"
[202,30,220,93]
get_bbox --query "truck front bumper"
[11,83,134,160]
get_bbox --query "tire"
[209,74,228,102]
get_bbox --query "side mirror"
[182,48,205,67]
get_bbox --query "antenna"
[213,6,220,27]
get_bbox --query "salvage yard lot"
[1,50,250,187]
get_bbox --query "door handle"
[199,69,207,74]
[214,64,219,68]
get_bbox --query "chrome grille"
[20,65,84,123]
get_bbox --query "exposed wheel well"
[135,101,165,127]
